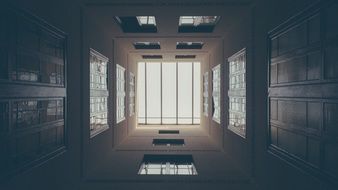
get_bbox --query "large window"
[138,62,200,125]
[203,72,209,116]
[129,72,135,116]
[228,49,246,138]
[116,64,125,123]
[212,64,221,123]
[90,49,109,137]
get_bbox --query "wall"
[1,0,82,189]
[252,0,336,189]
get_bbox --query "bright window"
[138,62,200,125]
[228,49,246,138]
[116,64,125,123]
[212,64,221,123]
[89,49,109,137]
[179,16,219,26]
[203,72,208,116]
[129,72,135,116]
[136,16,156,26]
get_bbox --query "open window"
[116,64,126,123]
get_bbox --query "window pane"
[138,62,146,123]
[178,62,192,124]
[162,62,177,124]
[193,62,200,124]
[146,62,161,124]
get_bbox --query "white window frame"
[116,64,125,124]
[203,72,208,116]
[89,48,109,137]
[212,64,221,124]
[129,72,135,116]
[228,48,246,138]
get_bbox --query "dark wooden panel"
[278,129,307,159]
[307,51,321,80]
[307,138,320,167]
[277,100,306,127]
[324,45,338,79]
[324,3,338,40]
[277,56,307,83]
[323,103,338,137]
[324,143,338,177]
[278,23,307,55]
[0,6,67,179]
[307,102,322,130]
[308,14,320,44]
[268,1,338,185]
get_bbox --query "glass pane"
[193,62,200,124]
[138,62,146,123]
[146,62,161,124]
[178,62,192,124]
[162,62,177,124]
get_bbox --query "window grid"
[89,49,109,137]
[139,162,198,175]
[138,62,200,125]
[116,64,126,124]
[228,49,246,138]
[212,65,221,123]
[179,16,219,26]
[203,72,208,116]
[129,72,135,116]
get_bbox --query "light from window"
[228,49,246,138]
[89,49,109,137]
[203,72,208,116]
[138,155,198,175]
[136,16,156,26]
[138,62,200,125]
[212,64,221,123]
[129,72,135,116]
[116,64,125,123]
[179,16,219,26]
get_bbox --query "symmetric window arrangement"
[90,49,109,137]
[228,49,246,138]
[203,72,209,116]
[116,64,126,123]
[138,155,198,175]
[129,72,135,116]
[212,65,221,123]
[138,62,200,125]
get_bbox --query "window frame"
[129,72,135,117]
[203,71,209,117]
[89,48,109,137]
[212,64,221,124]
[227,48,246,138]
[116,64,126,124]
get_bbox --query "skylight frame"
[176,41,204,49]
[179,16,220,26]
[136,16,156,26]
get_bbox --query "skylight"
[136,16,156,26]
[152,139,185,146]
[115,16,157,33]
[134,42,160,49]
[176,42,204,49]
[138,155,198,175]
[179,16,219,26]
[178,16,219,33]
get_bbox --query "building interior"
[0,0,338,190]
